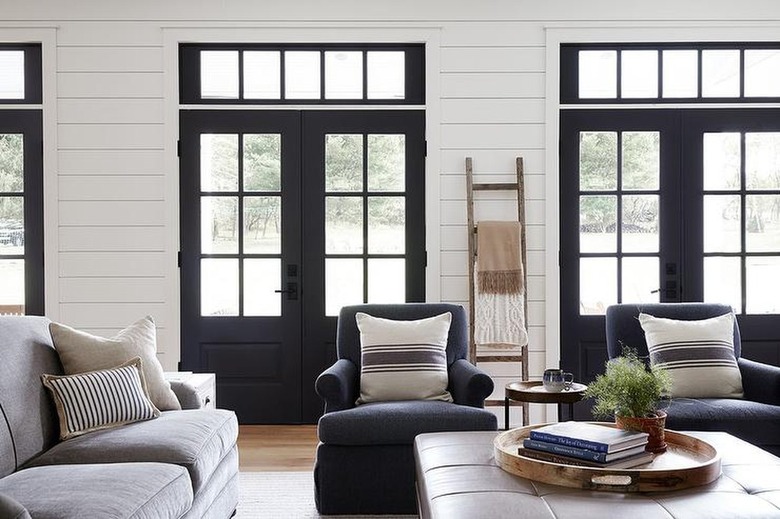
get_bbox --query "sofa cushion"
[41,357,160,440]
[640,312,744,399]
[0,463,192,519]
[356,312,453,405]
[25,409,237,494]
[50,316,181,411]
[665,398,780,452]
[318,400,497,446]
[0,316,61,477]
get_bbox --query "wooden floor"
[237,425,319,472]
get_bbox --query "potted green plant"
[584,347,673,453]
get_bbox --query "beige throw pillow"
[356,312,453,405]
[49,316,181,411]
[639,312,744,399]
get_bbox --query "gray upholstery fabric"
[169,380,204,410]
[0,316,62,475]
[319,400,497,445]
[25,409,238,494]
[182,446,239,519]
[0,411,14,480]
[0,492,31,519]
[0,463,192,519]
[605,303,780,456]
[315,303,497,515]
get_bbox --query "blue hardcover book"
[529,422,648,453]
[522,438,647,463]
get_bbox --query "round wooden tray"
[494,423,721,492]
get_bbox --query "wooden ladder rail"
[466,157,530,424]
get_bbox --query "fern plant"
[585,347,672,419]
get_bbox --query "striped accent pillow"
[41,357,161,440]
[355,312,453,404]
[639,312,744,399]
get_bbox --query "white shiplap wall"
[6,0,780,425]
[56,26,171,361]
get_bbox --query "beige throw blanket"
[475,221,528,349]
[476,221,524,294]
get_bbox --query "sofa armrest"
[315,359,358,413]
[0,492,31,519]
[739,357,780,406]
[169,380,203,410]
[449,359,494,408]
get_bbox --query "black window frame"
[179,43,425,105]
[561,42,780,105]
[0,42,44,315]
[0,44,42,104]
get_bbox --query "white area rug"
[237,471,418,519]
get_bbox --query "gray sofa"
[0,315,239,519]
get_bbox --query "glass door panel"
[0,127,38,314]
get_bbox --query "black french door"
[0,110,44,316]
[560,108,780,416]
[180,110,425,423]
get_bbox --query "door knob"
[274,282,298,300]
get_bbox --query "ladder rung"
[476,355,526,363]
[472,183,518,191]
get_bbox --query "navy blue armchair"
[606,303,780,456]
[314,303,497,515]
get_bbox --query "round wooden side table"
[504,381,588,430]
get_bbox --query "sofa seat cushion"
[666,398,780,451]
[0,462,192,519]
[25,409,237,494]
[318,400,497,446]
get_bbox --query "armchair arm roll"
[449,359,494,408]
[315,359,359,413]
[169,380,203,410]
[739,357,780,406]
[0,493,31,519]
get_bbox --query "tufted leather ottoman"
[414,431,780,518]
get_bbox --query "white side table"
[164,372,217,409]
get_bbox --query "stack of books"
[519,421,655,469]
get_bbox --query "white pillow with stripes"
[41,357,161,440]
[639,312,744,399]
[355,312,453,405]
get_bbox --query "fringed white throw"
[474,221,528,350]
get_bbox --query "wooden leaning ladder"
[466,157,530,426]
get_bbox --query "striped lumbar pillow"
[355,312,453,404]
[41,357,161,440]
[639,312,744,399]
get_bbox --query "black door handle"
[274,282,298,300]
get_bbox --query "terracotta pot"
[615,410,667,453]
